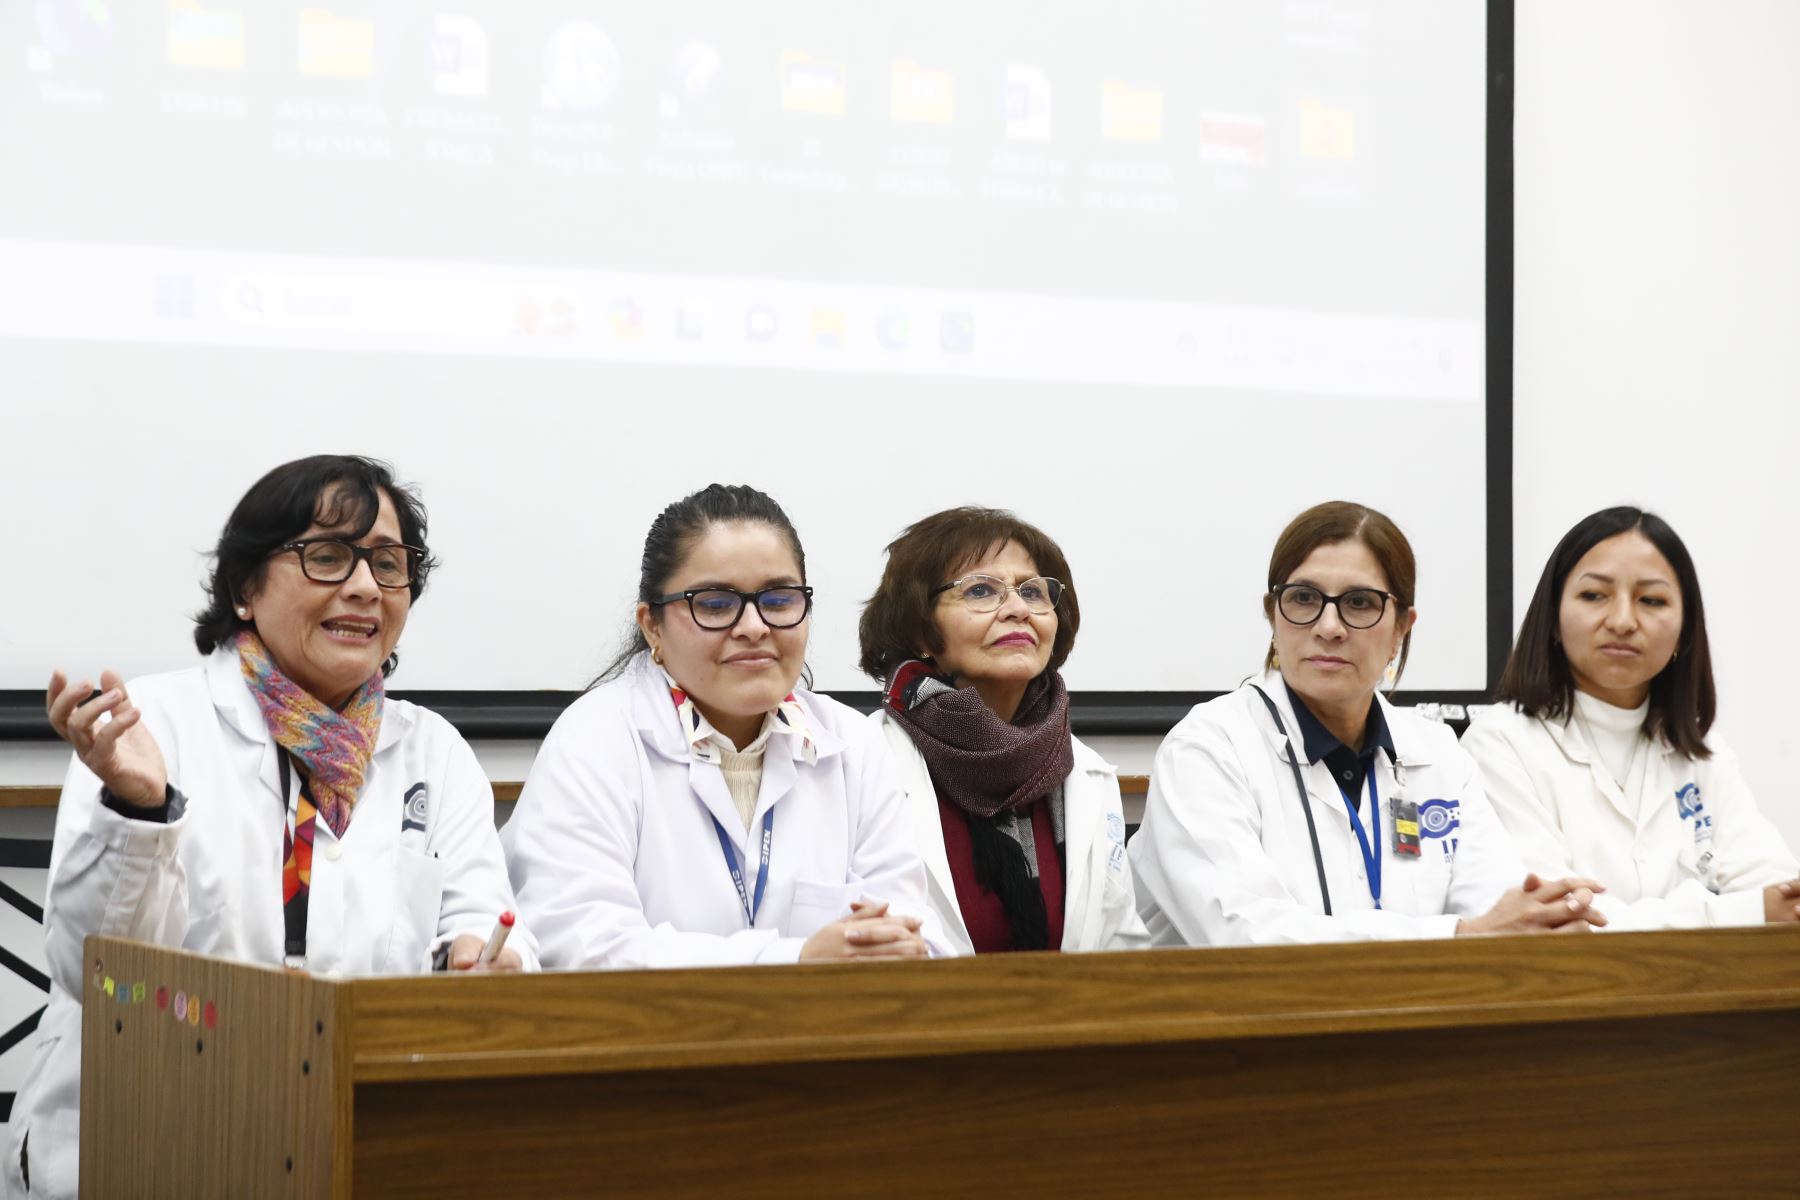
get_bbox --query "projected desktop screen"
[0,0,1492,697]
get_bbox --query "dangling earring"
[651,646,664,665]
[1383,655,1401,689]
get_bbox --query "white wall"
[1513,0,1800,849]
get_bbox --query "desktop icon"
[33,0,118,67]
[431,14,487,98]
[542,20,620,112]
[1198,111,1266,166]
[939,311,974,354]
[780,49,845,116]
[676,307,706,341]
[167,0,243,71]
[890,59,954,125]
[661,40,723,119]
[296,7,375,78]
[745,303,779,342]
[609,298,645,340]
[1001,64,1051,142]
[876,311,911,350]
[154,274,196,320]
[514,297,576,338]
[1100,80,1162,142]
[810,308,847,348]
[1299,99,1355,160]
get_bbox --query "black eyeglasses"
[652,585,814,630]
[278,539,423,590]
[1271,583,1396,630]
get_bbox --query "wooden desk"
[82,928,1800,1197]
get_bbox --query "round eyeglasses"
[1271,583,1396,630]
[931,574,1064,615]
[652,585,814,630]
[278,539,423,590]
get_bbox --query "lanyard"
[711,807,774,927]
[277,754,312,965]
[1338,767,1383,909]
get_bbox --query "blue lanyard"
[1338,768,1383,909]
[711,807,774,927]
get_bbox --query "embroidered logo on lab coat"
[402,781,429,834]
[1419,798,1461,860]
[1675,783,1713,844]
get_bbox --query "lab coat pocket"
[788,877,855,937]
[1392,851,1453,914]
[383,846,447,974]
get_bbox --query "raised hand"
[46,669,168,809]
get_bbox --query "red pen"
[476,911,514,967]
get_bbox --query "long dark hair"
[594,484,808,684]
[194,455,435,677]
[1496,506,1715,758]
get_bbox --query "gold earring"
[651,647,663,665]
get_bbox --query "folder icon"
[890,59,954,125]
[297,6,374,79]
[1101,80,1162,143]
[1299,99,1356,160]
[810,308,847,348]
[167,0,244,71]
[780,49,845,116]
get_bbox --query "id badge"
[1391,797,1422,858]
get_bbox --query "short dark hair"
[858,507,1079,683]
[595,484,807,684]
[1496,506,1714,758]
[193,455,435,677]
[1262,501,1417,685]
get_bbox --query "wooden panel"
[1119,773,1147,794]
[80,936,347,1198]
[349,1009,1800,1198]
[341,927,1800,1083]
[0,786,59,808]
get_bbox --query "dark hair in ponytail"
[593,484,808,685]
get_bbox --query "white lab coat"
[871,710,1151,954]
[502,654,945,969]
[1129,675,1524,946]
[4,648,532,1200]
[1462,702,1797,930]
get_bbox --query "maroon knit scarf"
[886,662,1074,818]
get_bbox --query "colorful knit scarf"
[236,630,383,848]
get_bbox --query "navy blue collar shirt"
[1283,682,1395,814]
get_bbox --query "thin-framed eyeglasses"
[1271,583,1396,630]
[278,539,423,590]
[652,585,815,630]
[931,574,1064,614]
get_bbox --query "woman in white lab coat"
[858,507,1149,955]
[7,455,530,1199]
[1464,506,1800,930]
[1130,500,1606,946]
[503,484,938,968]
